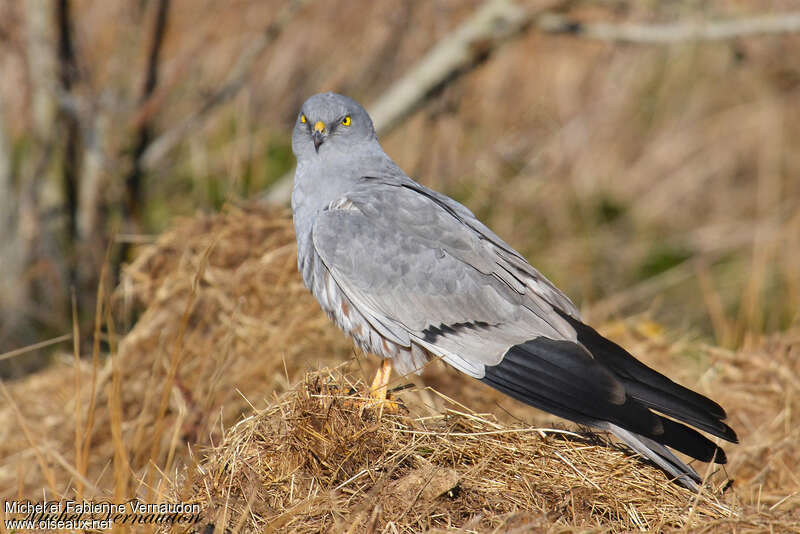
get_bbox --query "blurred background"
[1,0,799,377]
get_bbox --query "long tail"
[599,422,705,491]
[480,320,736,491]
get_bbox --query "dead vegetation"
[2,3,800,530]
[3,1,800,369]
[1,205,798,532]
[184,368,734,533]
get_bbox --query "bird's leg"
[370,358,393,400]
[368,358,398,415]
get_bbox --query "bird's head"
[292,92,377,161]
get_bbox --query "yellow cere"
[314,121,325,133]
[300,114,307,124]
[341,115,351,126]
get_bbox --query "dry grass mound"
[181,368,733,533]
[2,204,799,533]
[1,203,354,500]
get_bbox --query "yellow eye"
[341,116,351,126]
[300,114,307,124]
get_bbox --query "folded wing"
[311,178,736,490]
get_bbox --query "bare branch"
[262,0,558,205]
[0,95,26,332]
[77,112,108,241]
[140,0,314,171]
[536,11,800,44]
[123,0,171,228]
[56,0,81,286]
[0,101,12,214]
[261,6,800,206]
[24,0,58,140]
[367,0,543,136]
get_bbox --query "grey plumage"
[291,92,736,491]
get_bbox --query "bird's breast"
[298,243,429,375]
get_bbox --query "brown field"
[1,1,799,532]
[2,206,799,532]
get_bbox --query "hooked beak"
[312,121,326,152]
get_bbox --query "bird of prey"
[290,92,737,491]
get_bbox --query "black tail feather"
[483,340,665,438]
[479,325,735,490]
[657,416,727,463]
[556,311,738,444]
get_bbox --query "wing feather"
[308,177,735,490]
[310,182,576,370]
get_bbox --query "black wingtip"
[555,310,737,444]
[480,333,735,472]
[658,417,729,464]
[482,339,666,438]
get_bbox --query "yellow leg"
[370,358,393,401]
[368,358,398,415]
